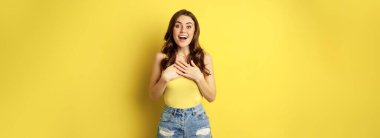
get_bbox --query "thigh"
[186,110,212,138]
[157,110,183,138]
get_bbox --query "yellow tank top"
[164,77,203,108]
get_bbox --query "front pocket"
[160,112,173,122]
[193,111,208,120]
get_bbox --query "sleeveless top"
[164,77,203,108]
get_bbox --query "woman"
[149,9,216,138]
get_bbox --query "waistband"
[164,104,204,113]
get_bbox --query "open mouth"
[178,35,188,41]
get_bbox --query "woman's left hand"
[174,60,204,82]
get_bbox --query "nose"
[180,26,186,33]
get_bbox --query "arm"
[195,53,216,102]
[149,53,168,100]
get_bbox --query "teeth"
[179,35,188,39]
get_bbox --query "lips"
[178,35,188,42]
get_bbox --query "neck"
[177,46,190,56]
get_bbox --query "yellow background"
[1,0,379,137]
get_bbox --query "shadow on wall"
[132,20,166,137]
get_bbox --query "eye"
[175,24,180,28]
[186,26,192,29]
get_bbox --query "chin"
[177,44,190,47]
[175,41,191,47]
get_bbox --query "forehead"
[175,15,194,24]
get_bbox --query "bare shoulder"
[204,52,213,65]
[155,52,167,62]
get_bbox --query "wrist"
[160,76,169,83]
[195,76,205,83]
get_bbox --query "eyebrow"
[175,21,193,25]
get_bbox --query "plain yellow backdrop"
[1,0,379,137]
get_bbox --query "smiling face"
[173,15,195,48]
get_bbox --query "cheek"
[190,29,196,35]
[172,28,179,35]
[189,30,195,38]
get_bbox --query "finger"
[190,60,196,67]
[178,60,189,68]
[174,64,187,73]
[176,70,187,77]
[177,71,191,79]
[175,61,188,70]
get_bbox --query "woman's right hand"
[161,64,180,82]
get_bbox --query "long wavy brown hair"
[160,9,211,76]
